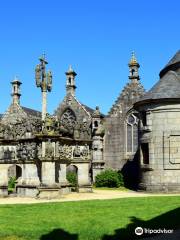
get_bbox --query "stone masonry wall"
[139,103,180,192]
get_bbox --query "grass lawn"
[0,196,180,240]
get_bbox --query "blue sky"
[0,0,179,114]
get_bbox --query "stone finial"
[66,65,77,76]
[92,106,101,118]
[11,76,22,105]
[129,51,138,65]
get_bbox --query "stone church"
[0,50,180,197]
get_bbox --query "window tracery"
[126,113,138,153]
[60,109,76,130]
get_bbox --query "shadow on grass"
[102,207,180,240]
[40,228,78,240]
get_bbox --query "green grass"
[0,196,180,240]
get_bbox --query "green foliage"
[67,172,77,187]
[8,176,16,191]
[95,169,124,188]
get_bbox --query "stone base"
[78,185,92,193]
[139,183,180,193]
[0,186,8,197]
[60,185,71,195]
[37,187,62,199]
[16,185,39,197]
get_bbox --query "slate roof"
[135,50,180,106]
[81,104,105,117]
[22,106,41,118]
[159,50,180,78]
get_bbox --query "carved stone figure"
[73,121,80,139]
[45,140,54,158]
[81,144,89,159]
[79,121,91,140]
[43,114,57,135]
[37,144,42,158]
[73,145,81,157]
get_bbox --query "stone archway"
[8,164,22,180]
[67,165,78,190]
[16,165,22,179]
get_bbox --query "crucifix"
[35,54,52,121]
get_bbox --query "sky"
[0,0,179,115]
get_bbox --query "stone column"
[77,163,90,186]
[0,164,10,196]
[42,91,47,121]
[16,163,40,197]
[18,163,40,185]
[41,162,55,186]
[92,136,105,182]
[76,163,92,192]
[59,164,67,184]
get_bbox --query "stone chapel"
[0,50,180,197]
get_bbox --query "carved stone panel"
[16,142,37,160]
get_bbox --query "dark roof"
[81,104,105,117]
[134,50,180,106]
[0,114,2,119]
[159,50,180,78]
[135,71,180,106]
[22,106,41,118]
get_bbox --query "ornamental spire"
[65,65,77,96]
[128,51,140,81]
[11,76,22,105]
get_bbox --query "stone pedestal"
[72,162,92,192]
[16,186,39,197]
[78,185,92,193]
[92,136,105,182]
[0,186,8,197]
[41,161,55,186]
[59,164,67,184]
[0,164,10,197]
[16,163,40,197]
[37,187,61,199]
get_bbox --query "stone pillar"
[92,136,105,182]
[42,91,47,121]
[0,164,10,196]
[77,163,90,185]
[59,164,67,184]
[42,141,46,157]
[18,164,40,185]
[76,163,92,192]
[41,162,55,186]
[16,163,40,197]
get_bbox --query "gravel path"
[0,190,180,204]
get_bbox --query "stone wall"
[104,116,126,169]
[139,103,180,192]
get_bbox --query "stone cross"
[35,54,52,120]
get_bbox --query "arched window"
[126,114,138,153]
[131,69,135,76]
[60,108,76,129]
[94,121,98,128]
[68,77,71,84]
